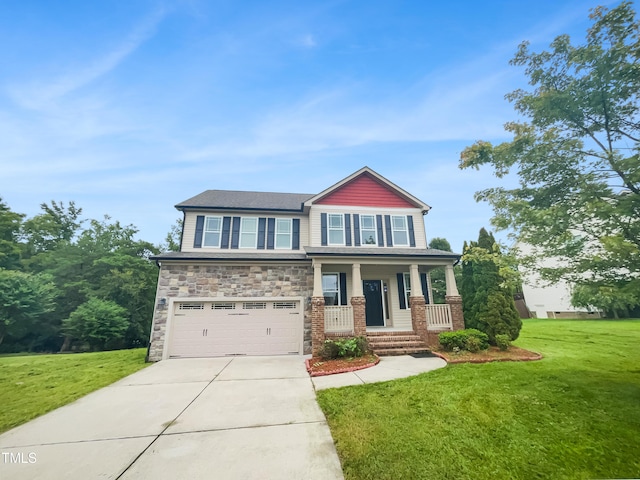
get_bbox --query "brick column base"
[351,296,366,337]
[446,295,465,330]
[311,297,326,356]
[410,296,429,344]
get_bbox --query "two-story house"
[147,167,464,362]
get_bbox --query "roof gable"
[307,167,430,210]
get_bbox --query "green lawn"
[0,348,148,434]
[317,320,640,480]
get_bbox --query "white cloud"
[7,7,167,111]
[298,34,317,48]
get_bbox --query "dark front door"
[363,280,384,326]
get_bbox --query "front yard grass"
[317,320,640,480]
[0,348,148,434]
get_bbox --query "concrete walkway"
[311,355,447,390]
[0,356,344,480]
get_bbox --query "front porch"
[324,303,455,334]
[310,258,465,356]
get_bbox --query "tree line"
[0,199,174,353]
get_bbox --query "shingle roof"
[175,190,314,212]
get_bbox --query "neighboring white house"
[517,243,603,319]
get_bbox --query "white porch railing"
[325,306,354,333]
[426,304,453,331]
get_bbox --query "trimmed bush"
[439,329,489,352]
[320,336,369,359]
[495,334,511,351]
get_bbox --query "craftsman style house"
[148,167,464,361]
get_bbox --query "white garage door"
[168,299,302,358]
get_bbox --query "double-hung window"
[275,218,292,249]
[391,215,409,246]
[239,217,258,248]
[403,273,412,307]
[203,216,222,247]
[360,215,377,245]
[322,273,340,306]
[328,214,345,245]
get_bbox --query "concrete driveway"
[0,356,344,480]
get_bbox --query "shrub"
[495,334,511,351]
[320,336,368,359]
[465,336,482,353]
[439,329,489,352]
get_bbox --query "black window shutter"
[321,213,328,246]
[344,214,352,246]
[292,218,300,250]
[267,218,275,249]
[376,215,384,247]
[408,215,416,247]
[421,273,429,304]
[257,218,266,249]
[220,216,231,248]
[231,217,241,249]
[397,273,406,309]
[339,272,347,305]
[385,215,393,247]
[353,214,361,246]
[194,215,204,248]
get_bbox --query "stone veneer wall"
[148,263,314,361]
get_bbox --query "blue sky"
[0,0,619,252]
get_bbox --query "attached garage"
[166,298,303,358]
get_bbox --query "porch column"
[444,264,459,296]
[409,264,429,345]
[444,263,465,331]
[311,261,326,356]
[409,264,423,296]
[351,263,366,337]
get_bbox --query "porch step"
[366,333,430,357]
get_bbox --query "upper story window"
[328,214,345,245]
[391,215,409,246]
[239,217,258,248]
[203,216,222,247]
[360,215,377,245]
[275,218,292,249]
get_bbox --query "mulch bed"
[306,354,380,377]
[306,347,542,377]
[432,346,542,363]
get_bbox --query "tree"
[160,217,183,252]
[459,2,640,309]
[460,229,522,343]
[62,297,129,351]
[428,237,453,303]
[0,270,55,347]
[21,201,83,256]
[572,281,639,318]
[0,198,24,270]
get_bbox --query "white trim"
[239,217,259,249]
[359,214,378,246]
[322,272,341,305]
[327,213,345,246]
[275,218,292,250]
[203,215,222,248]
[403,272,411,308]
[391,215,409,246]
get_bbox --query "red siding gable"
[315,173,417,207]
